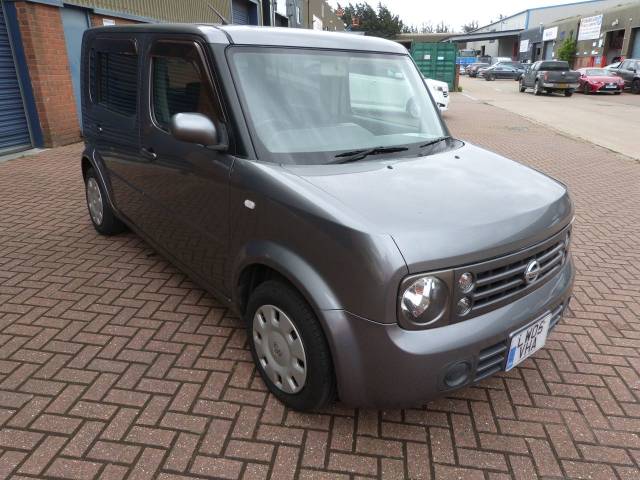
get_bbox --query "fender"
[231,240,343,315]
[81,146,119,214]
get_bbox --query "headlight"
[400,276,448,326]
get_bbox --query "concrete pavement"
[459,75,640,161]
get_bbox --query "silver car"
[81,24,574,410]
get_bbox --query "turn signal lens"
[457,272,474,293]
[457,297,472,316]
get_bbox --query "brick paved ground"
[1,95,639,479]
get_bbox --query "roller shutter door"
[0,5,31,154]
[232,0,249,25]
[632,29,640,59]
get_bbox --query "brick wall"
[89,14,138,27]
[14,2,80,147]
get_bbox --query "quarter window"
[91,50,138,117]
[151,42,221,130]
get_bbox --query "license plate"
[605,84,616,89]
[505,314,551,371]
[558,83,569,88]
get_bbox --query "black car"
[482,63,525,81]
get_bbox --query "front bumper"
[323,256,574,407]
[591,84,623,93]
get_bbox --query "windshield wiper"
[332,146,409,164]
[419,136,451,149]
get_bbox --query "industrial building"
[0,0,344,155]
[446,0,630,62]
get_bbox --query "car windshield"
[585,69,608,75]
[227,47,448,165]
[540,61,570,71]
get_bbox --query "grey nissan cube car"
[80,25,574,410]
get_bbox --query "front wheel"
[583,84,591,95]
[519,80,526,92]
[632,79,640,94]
[564,89,574,97]
[246,280,336,411]
[85,167,125,235]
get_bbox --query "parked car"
[481,63,525,81]
[519,60,580,96]
[577,68,625,94]
[424,77,450,112]
[81,24,574,410]
[608,58,640,94]
[467,62,490,77]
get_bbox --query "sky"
[327,0,582,32]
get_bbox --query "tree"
[435,21,451,33]
[337,2,405,38]
[461,20,479,33]
[557,37,577,65]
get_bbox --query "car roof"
[85,24,408,54]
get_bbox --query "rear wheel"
[246,280,335,411]
[632,79,640,94]
[85,168,125,235]
[485,74,493,81]
[533,81,542,96]
[519,79,526,92]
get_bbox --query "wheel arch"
[233,242,343,318]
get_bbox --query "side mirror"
[170,113,227,150]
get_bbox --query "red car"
[577,68,625,94]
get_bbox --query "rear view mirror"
[170,113,227,150]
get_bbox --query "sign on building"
[313,15,323,30]
[519,39,530,53]
[542,27,558,42]
[578,14,603,41]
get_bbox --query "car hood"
[586,75,621,82]
[285,142,572,272]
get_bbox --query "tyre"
[84,167,125,235]
[485,75,493,81]
[614,91,621,95]
[519,80,526,92]
[583,84,590,95]
[564,90,574,97]
[246,280,335,411]
[632,79,640,94]
[533,81,542,96]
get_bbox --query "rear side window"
[90,42,138,117]
[150,42,222,130]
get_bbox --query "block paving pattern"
[0,95,639,479]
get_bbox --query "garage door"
[632,29,640,58]
[0,5,31,154]
[232,0,249,25]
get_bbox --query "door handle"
[141,147,157,160]
[97,125,103,133]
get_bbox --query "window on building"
[91,50,138,117]
[150,42,221,131]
